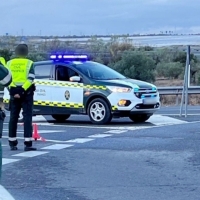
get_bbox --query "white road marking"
[12,151,48,157]
[112,126,155,130]
[3,129,63,134]
[2,158,20,165]
[0,185,16,200]
[4,123,156,129]
[38,139,69,143]
[105,130,128,134]
[41,144,73,150]
[2,136,69,143]
[147,114,187,125]
[66,138,94,143]
[88,134,112,138]
[32,115,47,121]
[2,115,189,130]
[162,113,200,116]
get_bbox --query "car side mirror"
[70,76,80,82]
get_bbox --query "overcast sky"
[1,0,199,36]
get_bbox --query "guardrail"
[157,86,200,94]
[1,86,200,104]
[157,86,200,105]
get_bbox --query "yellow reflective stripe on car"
[34,81,107,90]
[34,100,52,106]
[34,101,84,108]
[51,102,84,108]
[34,81,79,87]
[112,106,118,110]
[3,99,84,108]
[84,85,106,90]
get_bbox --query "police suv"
[3,54,161,125]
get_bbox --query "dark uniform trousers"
[0,109,6,139]
[8,87,34,147]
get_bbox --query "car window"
[56,65,80,82]
[34,64,53,79]
[74,61,126,80]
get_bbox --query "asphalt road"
[1,106,200,200]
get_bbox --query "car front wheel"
[129,114,151,123]
[87,98,112,125]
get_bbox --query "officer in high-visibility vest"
[0,62,12,180]
[7,44,36,151]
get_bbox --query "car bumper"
[112,102,161,117]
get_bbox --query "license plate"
[143,98,157,105]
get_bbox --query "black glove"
[18,87,25,98]
[32,84,36,91]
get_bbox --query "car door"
[52,65,84,115]
[33,63,54,115]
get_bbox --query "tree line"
[0,36,200,92]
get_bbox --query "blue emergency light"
[50,54,88,61]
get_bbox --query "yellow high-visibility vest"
[6,58,34,90]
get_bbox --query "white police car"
[3,54,160,125]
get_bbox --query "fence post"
[180,45,190,117]
[176,93,179,105]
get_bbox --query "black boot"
[24,146,37,151]
[24,141,37,151]
[9,140,18,151]
[10,146,18,151]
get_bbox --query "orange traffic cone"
[32,123,46,141]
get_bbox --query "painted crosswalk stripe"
[105,130,128,134]
[66,138,94,143]
[0,185,16,200]
[147,114,187,126]
[12,151,48,157]
[88,134,112,138]
[41,144,73,150]
[2,158,20,165]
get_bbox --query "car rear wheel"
[129,114,151,123]
[87,98,112,125]
[51,114,71,122]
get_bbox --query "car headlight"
[152,87,157,92]
[107,86,132,93]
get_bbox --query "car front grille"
[134,88,157,99]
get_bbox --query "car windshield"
[73,61,126,80]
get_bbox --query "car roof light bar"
[50,54,88,61]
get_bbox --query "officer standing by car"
[0,62,15,200]
[0,60,12,177]
[6,44,36,151]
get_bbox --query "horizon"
[1,32,200,38]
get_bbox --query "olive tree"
[110,50,156,82]
[156,62,184,79]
